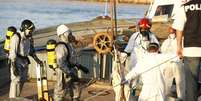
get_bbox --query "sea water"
[0,0,148,39]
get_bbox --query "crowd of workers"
[112,0,201,101]
[2,0,201,101]
[4,20,89,101]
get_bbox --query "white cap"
[57,24,70,36]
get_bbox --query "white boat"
[146,0,179,22]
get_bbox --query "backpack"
[46,40,72,70]
[56,42,89,74]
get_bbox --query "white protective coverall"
[9,33,33,98]
[161,34,186,100]
[112,48,135,101]
[125,53,179,101]
[161,34,177,54]
[124,32,159,100]
[124,32,159,69]
[54,42,80,101]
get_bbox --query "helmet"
[7,26,17,33]
[57,24,71,36]
[20,19,35,32]
[138,18,151,29]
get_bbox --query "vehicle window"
[155,5,174,17]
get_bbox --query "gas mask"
[60,32,69,43]
[24,29,33,38]
[68,32,78,44]
[140,30,149,37]
[68,33,75,42]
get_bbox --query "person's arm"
[124,32,138,53]
[29,38,43,65]
[9,35,20,76]
[9,35,19,62]
[176,30,183,58]
[55,44,70,74]
[125,61,144,81]
[172,5,186,58]
[125,67,138,81]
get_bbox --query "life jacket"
[46,40,73,70]
[3,31,21,54]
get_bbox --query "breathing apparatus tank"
[46,39,57,70]
[3,26,17,53]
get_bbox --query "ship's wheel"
[93,32,113,54]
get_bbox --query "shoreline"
[76,0,150,4]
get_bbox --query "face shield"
[24,29,33,38]
[24,25,35,38]
[60,32,69,42]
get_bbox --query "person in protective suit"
[123,43,181,101]
[123,18,159,100]
[124,17,159,70]
[161,26,185,101]
[9,19,43,98]
[161,27,177,54]
[54,24,88,101]
[112,42,130,101]
[4,26,17,54]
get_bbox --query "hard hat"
[57,24,71,36]
[138,18,151,29]
[20,19,35,31]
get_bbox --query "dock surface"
[0,80,114,101]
